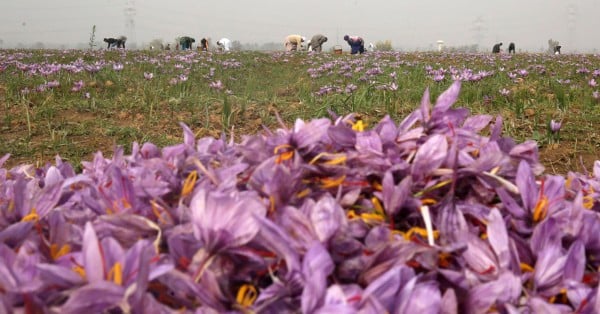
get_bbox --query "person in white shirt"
[284,35,305,51]
[217,38,232,51]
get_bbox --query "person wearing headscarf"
[216,38,232,51]
[284,34,305,51]
[308,34,328,52]
[200,38,209,51]
[343,35,365,54]
[554,45,562,54]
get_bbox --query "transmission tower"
[470,16,487,52]
[566,3,577,51]
[124,0,137,48]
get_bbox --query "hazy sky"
[1,0,599,52]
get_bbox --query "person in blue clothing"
[343,35,365,54]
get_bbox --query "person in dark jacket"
[343,35,365,54]
[179,36,195,50]
[508,42,515,54]
[492,42,502,53]
[308,34,328,52]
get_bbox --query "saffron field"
[2,49,600,173]
[1,49,600,312]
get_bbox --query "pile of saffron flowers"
[1,81,599,313]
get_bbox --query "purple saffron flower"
[71,80,85,92]
[499,88,510,96]
[593,90,600,100]
[112,63,124,71]
[190,189,266,251]
[209,80,224,91]
[143,72,153,80]
[550,120,562,133]
[589,78,598,87]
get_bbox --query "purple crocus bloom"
[589,78,598,87]
[190,189,266,252]
[112,63,124,71]
[209,80,224,90]
[71,80,85,92]
[550,120,562,133]
[593,91,600,100]
[143,72,154,80]
[499,88,510,96]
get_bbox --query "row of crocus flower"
[1,81,600,313]
[1,50,242,96]
[298,51,600,101]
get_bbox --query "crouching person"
[343,35,365,54]
[308,34,328,52]
[284,34,305,51]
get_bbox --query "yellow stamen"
[351,119,366,132]
[347,210,359,220]
[403,227,440,241]
[421,198,437,206]
[371,181,383,191]
[72,265,86,279]
[151,201,169,225]
[583,195,594,210]
[269,195,276,213]
[107,262,123,286]
[273,144,294,154]
[565,176,573,189]
[360,212,385,224]
[414,180,452,198]
[470,149,480,158]
[106,207,114,215]
[490,166,501,175]
[438,252,452,268]
[21,208,39,222]
[296,188,311,199]
[236,284,258,307]
[480,233,488,240]
[308,152,347,165]
[8,200,14,213]
[121,197,132,210]
[371,197,384,216]
[532,196,549,223]
[276,151,294,164]
[549,288,568,304]
[181,170,198,197]
[320,175,346,189]
[50,244,71,260]
[520,262,534,273]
